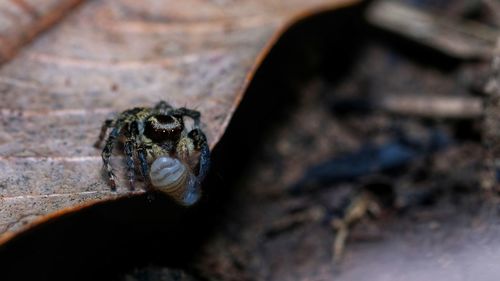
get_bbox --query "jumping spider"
[94,101,210,205]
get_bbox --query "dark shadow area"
[0,193,207,280]
[208,3,369,205]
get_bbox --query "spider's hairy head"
[145,114,184,142]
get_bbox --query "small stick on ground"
[366,0,499,59]
[331,192,381,263]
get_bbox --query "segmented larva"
[149,156,201,206]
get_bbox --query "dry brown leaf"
[0,0,83,62]
[0,0,358,244]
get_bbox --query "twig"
[366,0,499,59]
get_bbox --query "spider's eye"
[145,115,184,141]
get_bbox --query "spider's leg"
[94,119,114,148]
[124,138,136,190]
[198,142,210,181]
[133,121,150,184]
[172,108,201,128]
[154,101,173,112]
[188,128,210,181]
[124,121,144,190]
[102,126,120,189]
[137,144,149,184]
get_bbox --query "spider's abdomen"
[149,156,200,206]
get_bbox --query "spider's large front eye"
[145,115,184,142]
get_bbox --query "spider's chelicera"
[94,101,210,205]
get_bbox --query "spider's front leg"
[188,128,210,181]
[124,135,136,190]
[123,121,147,190]
[136,143,150,185]
[131,120,151,185]
[101,126,121,189]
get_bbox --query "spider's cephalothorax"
[94,101,210,206]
